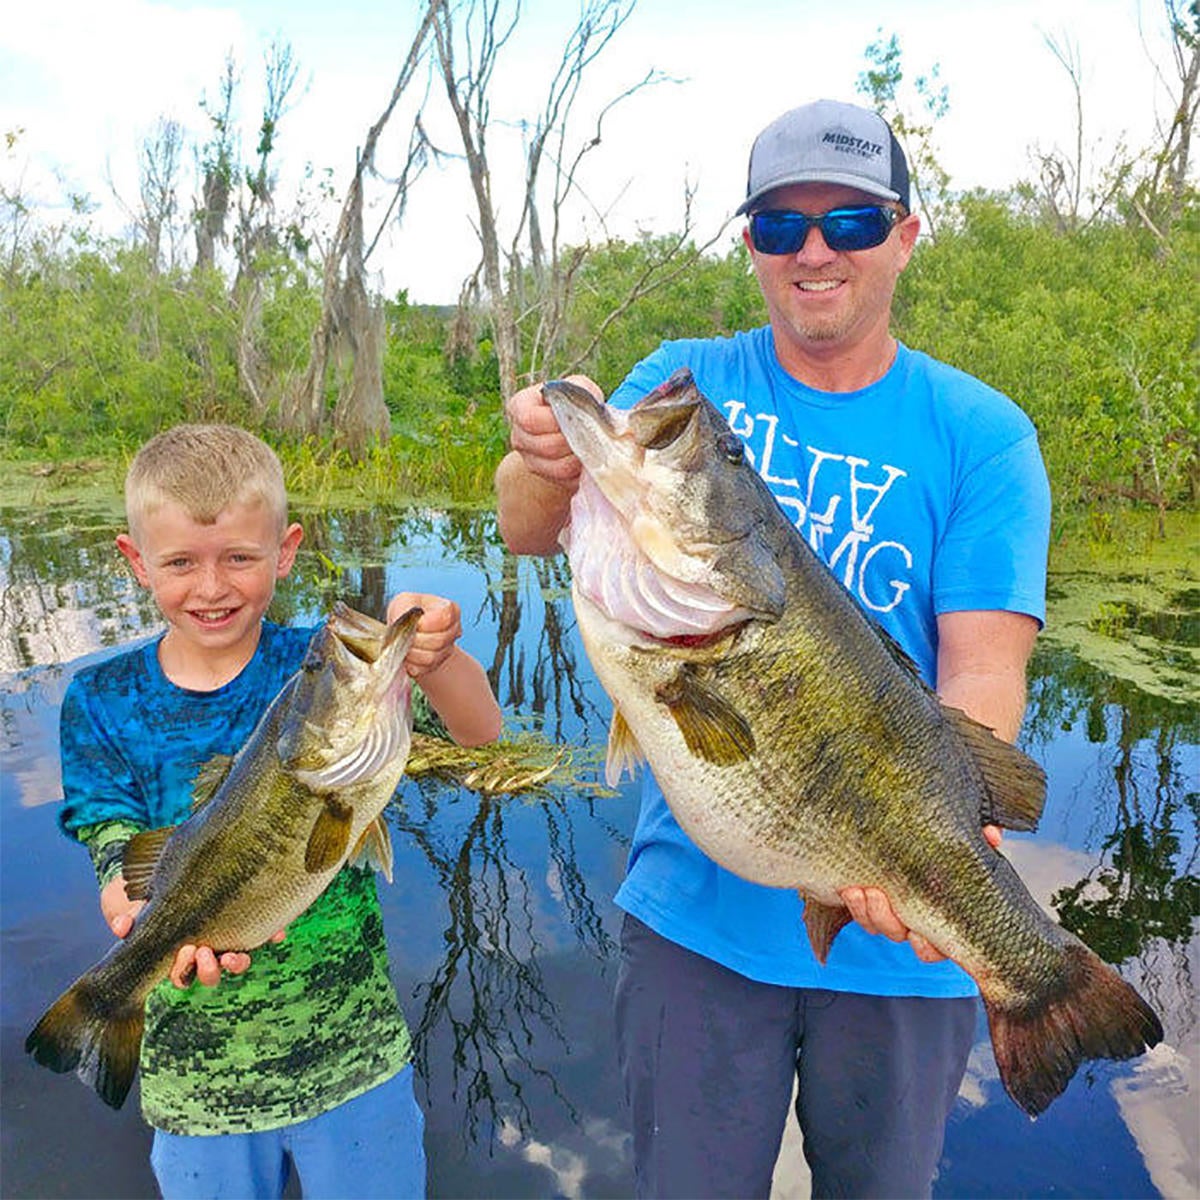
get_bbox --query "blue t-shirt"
[608,329,1052,998]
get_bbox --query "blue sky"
[1,0,1178,302]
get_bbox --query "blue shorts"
[149,1065,426,1200]
[614,914,976,1199]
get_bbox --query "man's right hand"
[497,376,603,555]
[506,376,602,486]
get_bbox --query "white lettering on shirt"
[722,401,912,613]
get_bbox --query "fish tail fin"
[983,942,1163,1118]
[25,980,144,1110]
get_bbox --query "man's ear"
[115,534,152,588]
[276,523,304,579]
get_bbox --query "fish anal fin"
[305,800,352,874]
[656,669,755,766]
[605,709,645,787]
[351,816,394,884]
[25,981,144,1110]
[942,705,1047,832]
[983,942,1163,1118]
[191,754,236,811]
[799,891,852,965]
[121,827,176,901]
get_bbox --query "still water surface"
[1,502,1196,1199]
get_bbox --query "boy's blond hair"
[125,424,289,537]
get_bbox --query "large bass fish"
[26,602,422,1110]
[546,369,1161,1118]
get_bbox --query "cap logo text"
[822,132,883,159]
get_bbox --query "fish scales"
[548,368,1162,1118]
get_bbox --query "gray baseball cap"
[736,99,910,215]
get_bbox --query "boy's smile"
[116,499,303,689]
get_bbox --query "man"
[495,99,1051,1198]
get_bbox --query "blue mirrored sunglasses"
[748,205,900,254]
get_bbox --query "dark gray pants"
[614,914,976,1200]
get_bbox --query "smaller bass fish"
[26,602,421,1110]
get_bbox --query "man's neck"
[774,331,899,394]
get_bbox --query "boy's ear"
[276,523,304,578]
[115,534,152,588]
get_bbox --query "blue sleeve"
[932,432,1051,625]
[59,674,150,840]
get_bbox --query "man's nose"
[794,225,837,264]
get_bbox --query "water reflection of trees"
[1025,644,1199,1033]
[391,778,617,1142]
[0,503,158,669]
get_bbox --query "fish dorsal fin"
[350,816,394,884]
[873,621,927,687]
[305,799,353,874]
[121,827,176,901]
[191,754,235,812]
[605,708,645,787]
[942,704,1047,831]
[655,668,755,766]
[798,891,853,964]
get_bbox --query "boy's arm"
[386,591,502,748]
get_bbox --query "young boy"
[57,423,502,1199]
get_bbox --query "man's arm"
[495,451,576,556]
[935,609,1039,742]
[840,609,1041,961]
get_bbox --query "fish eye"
[719,433,745,464]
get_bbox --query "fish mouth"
[283,604,423,789]
[565,476,753,640]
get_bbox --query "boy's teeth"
[197,610,232,621]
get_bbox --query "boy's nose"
[195,563,229,598]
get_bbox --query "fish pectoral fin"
[305,801,353,874]
[605,709,645,786]
[942,705,1047,832]
[191,754,236,811]
[350,816,394,884]
[799,892,853,965]
[121,827,177,901]
[656,670,755,766]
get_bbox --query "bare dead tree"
[432,0,681,400]
[136,117,184,273]
[1032,33,1091,232]
[194,56,237,274]
[233,39,301,288]
[430,0,523,401]
[1138,0,1200,232]
[283,2,439,451]
[1025,32,1133,231]
[0,129,33,287]
[231,41,303,417]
